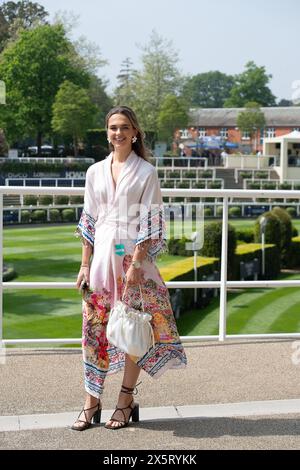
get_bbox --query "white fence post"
[219,196,228,341]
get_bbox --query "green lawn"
[177,271,300,336]
[2,224,185,342]
[3,223,300,342]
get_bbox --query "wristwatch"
[131,260,141,269]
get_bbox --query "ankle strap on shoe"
[121,381,141,395]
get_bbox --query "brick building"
[175,107,300,155]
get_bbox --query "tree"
[52,81,96,157]
[157,95,188,142]
[237,101,266,151]
[132,30,182,140]
[114,57,136,106]
[0,128,8,155]
[0,24,90,152]
[224,61,276,107]
[0,1,48,50]
[88,74,113,126]
[278,98,293,107]
[182,71,235,108]
[0,9,9,50]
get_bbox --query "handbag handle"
[122,283,145,311]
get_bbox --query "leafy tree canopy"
[157,95,188,141]
[182,71,235,108]
[52,80,96,157]
[224,61,276,107]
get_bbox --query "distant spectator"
[221,149,229,166]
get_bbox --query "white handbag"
[106,284,155,358]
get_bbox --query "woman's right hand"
[76,266,90,290]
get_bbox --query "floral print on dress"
[75,209,96,247]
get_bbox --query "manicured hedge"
[200,221,236,279]
[160,256,219,311]
[286,236,300,268]
[234,243,280,279]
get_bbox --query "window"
[198,127,206,137]
[265,128,275,138]
[180,129,190,139]
[220,128,228,138]
[293,128,300,132]
[242,131,251,140]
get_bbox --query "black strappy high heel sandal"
[71,402,102,431]
[105,382,140,430]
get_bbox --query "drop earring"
[132,136,137,143]
[107,137,111,143]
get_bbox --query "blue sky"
[22,0,300,101]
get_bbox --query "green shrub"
[178,182,190,188]
[69,196,84,205]
[262,182,276,190]
[200,221,236,278]
[279,183,292,190]
[248,182,261,189]
[201,170,213,178]
[240,171,252,179]
[160,256,219,312]
[184,171,196,178]
[161,180,174,188]
[169,171,180,178]
[208,181,222,189]
[286,236,300,268]
[216,206,223,217]
[24,195,38,206]
[61,208,76,222]
[31,209,47,222]
[255,171,268,179]
[55,195,69,205]
[235,228,254,243]
[292,225,298,237]
[229,206,241,218]
[204,207,213,217]
[21,210,30,223]
[286,207,297,218]
[49,209,61,222]
[193,181,205,188]
[254,211,281,252]
[158,170,164,178]
[39,195,53,205]
[271,206,292,266]
[235,243,280,279]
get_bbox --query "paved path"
[1,340,300,449]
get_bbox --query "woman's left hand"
[125,265,143,287]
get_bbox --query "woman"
[72,106,187,431]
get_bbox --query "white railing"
[243,179,300,190]
[235,168,276,183]
[5,178,85,187]
[5,157,95,164]
[151,156,209,169]
[1,186,300,346]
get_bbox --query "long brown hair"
[105,106,149,161]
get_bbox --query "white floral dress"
[75,151,187,398]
